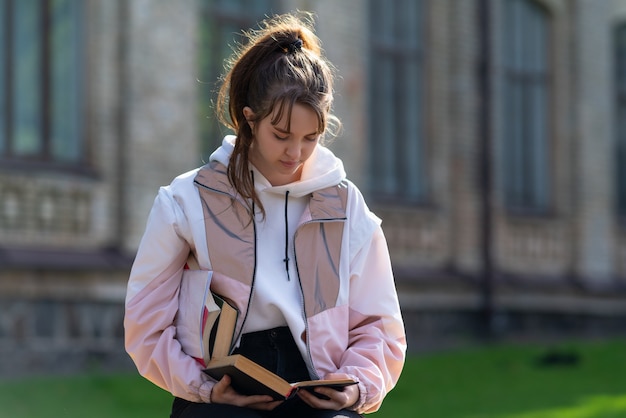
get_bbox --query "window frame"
[616,22,626,218]
[197,0,280,158]
[500,0,553,214]
[367,0,427,205]
[0,0,89,173]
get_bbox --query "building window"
[616,23,626,217]
[501,0,551,212]
[197,0,279,156]
[0,0,84,166]
[368,0,426,203]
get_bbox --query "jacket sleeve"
[124,187,215,403]
[338,189,407,414]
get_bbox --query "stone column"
[448,0,482,274]
[122,0,200,251]
[572,0,615,285]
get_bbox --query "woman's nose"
[285,142,301,159]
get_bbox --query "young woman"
[124,12,406,418]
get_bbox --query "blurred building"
[1,0,626,374]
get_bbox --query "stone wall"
[3,0,626,376]
[0,269,130,377]
[0,298,129,377]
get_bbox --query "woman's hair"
[216,12,340,216]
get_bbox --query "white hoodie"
[210,136,347,341]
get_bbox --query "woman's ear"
[243,106,255,129]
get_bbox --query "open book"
[204,354,357,400]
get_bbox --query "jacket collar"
[194,162,348,221]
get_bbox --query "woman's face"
[246,103,320,186]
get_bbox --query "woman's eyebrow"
[274,126,318,137]
[274,126,290,134]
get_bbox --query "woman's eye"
[274,133,288,140]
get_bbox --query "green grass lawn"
[1,338,625,418]
[379,338,626,418]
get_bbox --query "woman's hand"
[296,380,360,411]
[210,375,283,411]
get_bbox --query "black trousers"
[170,326,363,418]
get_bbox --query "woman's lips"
[280,160,299,169]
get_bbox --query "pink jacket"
[124,161,406,413]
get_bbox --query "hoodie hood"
[209,135,346,198]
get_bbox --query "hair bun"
[280,38,303,54]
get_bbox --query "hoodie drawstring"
[283,191,291,281]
